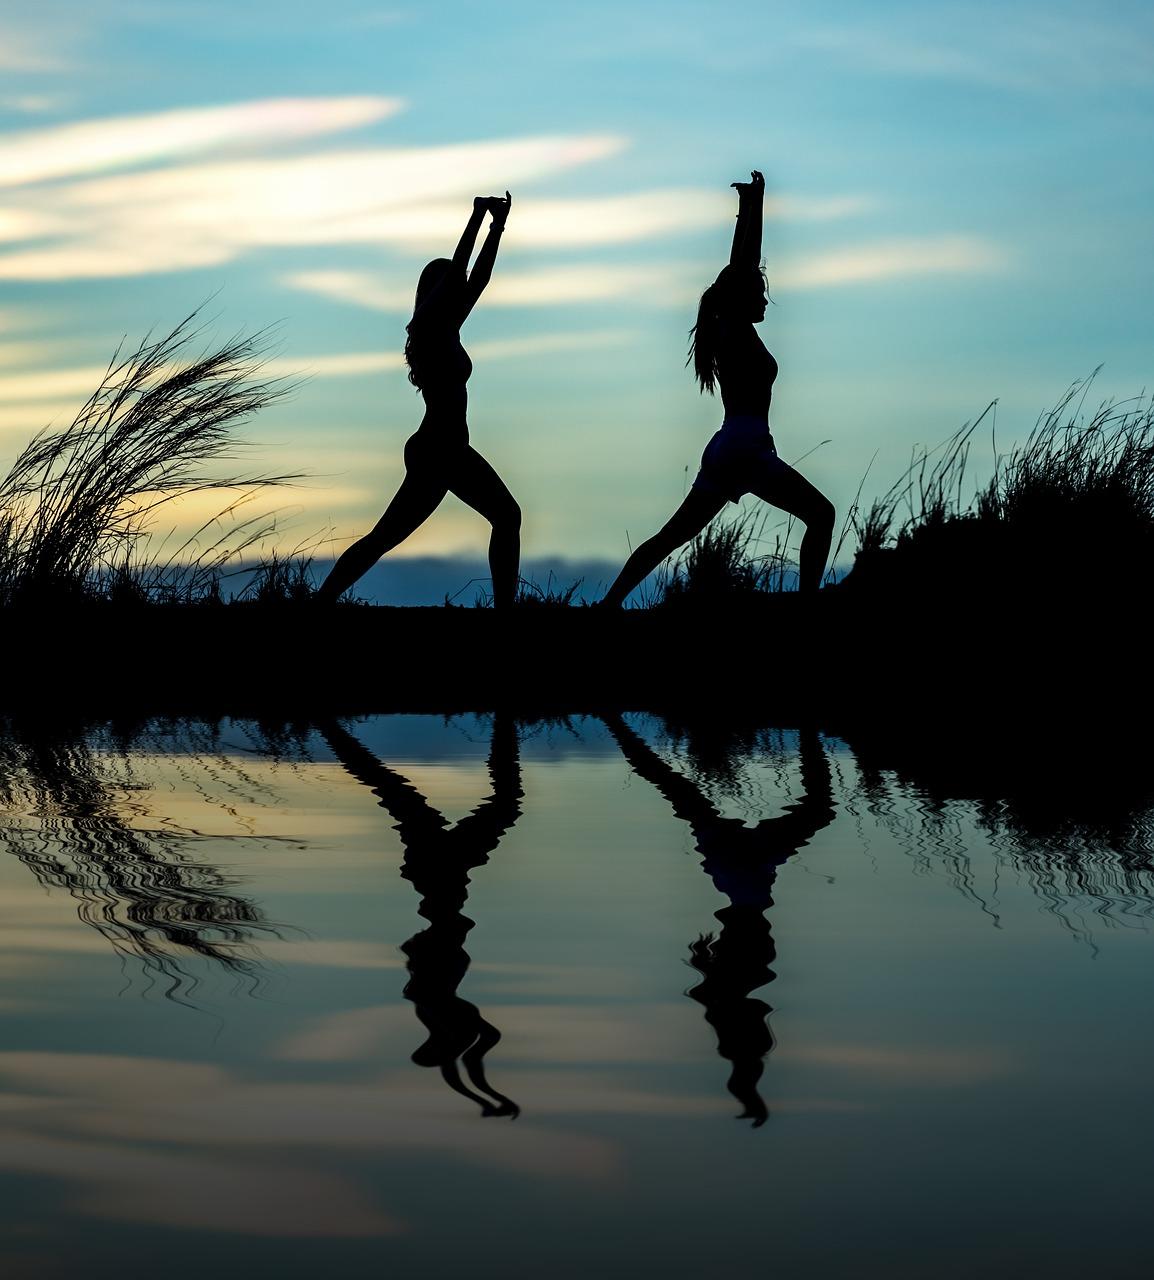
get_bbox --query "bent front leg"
[749,466,834,594]
[447,447,521,608]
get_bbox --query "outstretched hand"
[731,170,765,197]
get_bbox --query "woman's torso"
[715,321,777,426]
[412,329,472,442]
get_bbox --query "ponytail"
[686,263,768,394]
[687,283,723,395]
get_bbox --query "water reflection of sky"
[0,714,1152,1277]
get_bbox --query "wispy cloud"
[775,235,1006,289]
[0,330,636,445]
[286,264,698,310]
[0,94,69,114]
[263,330,638,378]
[798,10,1154,92]
[0,116,630,280]
[0,96,402,188]
[0,94,871,283]
[0,24,66,73]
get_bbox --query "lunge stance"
[319,194,520,604]
[602,172,834,605]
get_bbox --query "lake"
[0,712,1151,1278]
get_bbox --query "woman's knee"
[491,497,521,534]
[804,494,836,533]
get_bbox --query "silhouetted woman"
[602,714,835,1126]
[319,715,522,1118]
[602,172,834,605]
[318,195,521,605]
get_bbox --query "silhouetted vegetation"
[0,312,296,607]
[847,376,1154,594]
[656,507,797,605]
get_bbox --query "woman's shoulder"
[715,318,756,355]
[409,301,463,333]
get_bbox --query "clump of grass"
[849,376,1154,594]
[516,572,584,608]
[658,507,796,605]
[234,552,318,605]
[0,311,297,606]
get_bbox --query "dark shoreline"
[3,590,1141,724]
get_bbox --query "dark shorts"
[692,428,792,504]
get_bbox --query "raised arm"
[462,192,511,318]
[729,169,764,271]
[452,198,488,275]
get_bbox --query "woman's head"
[687,265,769,393]
[412,257,463,314]
[709,264,768,322]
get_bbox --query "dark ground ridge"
[2,586,1142,723]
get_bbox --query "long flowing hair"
[687,264,768,394]
[404,258,462,390]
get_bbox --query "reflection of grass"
[0,312,295,606]
[848,376,1154,593]
[0,717,284,1000]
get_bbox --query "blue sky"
[1,0,1152,578]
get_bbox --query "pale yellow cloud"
[0,1051,621,1180]
[0,96,402,188]
[775,235,1007,289]
[0,363,108,401]
[0,130,628,281]
[286,264,697,310]
[0,1131,399,1237]
[0,96,877,289]
[0,401,83,433]
[0,26,64,73]
[263,330,637,379]
[786,1041,1015,1086]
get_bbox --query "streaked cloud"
[798,10,1154,91]
[0,25,64,73]
[287,264,699,310]
[0,92,631,282]
[775,235,1006,289]
[0,94,68,114]
[0,93,870,281]
[0,363,109,402]
[0,96,402,188]
[787,1041,1014,1086]
[0,328,638,417]
[263,330,638,378]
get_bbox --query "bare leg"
[748,466,835,594]
[602,489,727,607]
[447,447,521,608]
[317,472,447,603]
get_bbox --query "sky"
[1,0,1152,589]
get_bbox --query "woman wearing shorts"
[601,171,834,605]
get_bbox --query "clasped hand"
[474,191,513,225]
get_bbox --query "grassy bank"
[1,332,1148,716]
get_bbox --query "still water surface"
[0,714,1151,1278]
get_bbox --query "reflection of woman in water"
[602,715,835,1126]
[319,715,522,1118]
[602,171,835,605]
[318,194,521,605]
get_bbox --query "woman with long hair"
[601,171,834,605]
[318,194,521,605]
